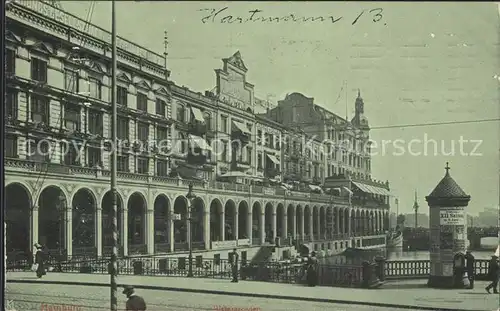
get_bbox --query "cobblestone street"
[6,283,424,311]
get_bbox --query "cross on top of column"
[445,162,450,175]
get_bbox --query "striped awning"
[266,154,280,165]
[188,134,212,151]
[232,120,251,135]
[352,181,390,196]
[190,106,205,122]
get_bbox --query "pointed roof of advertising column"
[426,162,471,207]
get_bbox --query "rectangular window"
[155,98,166,116]
[64,69,79,93]
[5,135,17,158]
[63,142,79,166]
[88,110,103,136]
[29,139,50,162]
[6,89,17,120]
[177,105,185,122]
[204,113,212,130]
[31,95,49,124]
[88,146,101,167]
[156,159,169,176]
[31,58,47,83]
[64,104,81,132]
[221,142,227,162]
[117,86,128,106]
[137,93,148,112]
[117,117,129,140]
[137,122,149,143]
[137,157,148,174]
[5,49,15,75]
[88,77,102,99]
[221,116,227,132]
[117,155,129,172]
[246,147,252,164]
[157,126,169,154]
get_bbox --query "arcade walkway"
[6,272,496,311]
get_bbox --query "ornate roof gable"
[225,51,247,72]
[117,72,132,84]
[28,41,54,55]
[5,30,22,44]
[154,86,170,97]
[134,80,152,91]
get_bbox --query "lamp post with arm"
[186,184,196,277]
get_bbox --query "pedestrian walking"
[465,250,475,289]
[485,255,499,294]
[306,251,318,287]
[33,243,46,278]
[230,248,239,283]
[123,285,146,311]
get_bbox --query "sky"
[57,1,500,216]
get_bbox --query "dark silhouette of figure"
[465,250,475,289]
[306,251,318,287]
[485,255,499,294]
[34,243,46,278]
[230,248,239,283]
[123,285,146,311]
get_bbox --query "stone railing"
[5,158,380,206]
[383,259,490,280]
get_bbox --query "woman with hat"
[33,243,46,278]
[485,255,499,294]
[123,285,146,311]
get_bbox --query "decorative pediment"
[154,86,170,97]
[5,30,22,44]
[117,72,132,84]
[28,41,55,55]
[225,51,247,72]
[134,80,152,91]
[89,61,105,74]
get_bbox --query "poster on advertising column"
[440,209,465,225]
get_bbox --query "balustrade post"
[375,256,386,282]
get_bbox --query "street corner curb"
[5,279,485,311]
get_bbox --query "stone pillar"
[31,206,39,246]
[203,211,210,250]
[271,212,277,241]
[335,210,339,236]
[347,209,352,237]
[316,210,321,240]
[168,210,174,252]
[291,212,297,239]
[96,207,102,257]
[282,214,288,239]
[299,211,304,239]
[246,212,252,241]
[146,209,154,254]
[65,206,72,257]
[122,208,128,257]
[427,163,470,288]
[308,211,313,240]
[233,212,239,241]
[220,212,225,241]
[259,212,265,244]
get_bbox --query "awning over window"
[308,185,322,192]
[232,120,251,135]
[352,181,390,196]
[266,154,280,165]
[190,106,205,122]
[188,134,212,151]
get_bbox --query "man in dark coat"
[465,250,475,289]
[306,252,319,287]
[230,248,239,283]
[485,255,499,294]
[123,285,146,311]
[34,244,46,278]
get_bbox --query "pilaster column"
[146,209,154,254]
[271,212,277,241]
[308,212,313,240]
[335,211,339,236]
[282,214,288,239]
[232,212,238,241]
[31,205,39,247]
[65,206,72,257]
[259,212,265,244]
[168,211,174,252]
[347,209,352,237]
[122,208,128,257]
[220,212,225,241]
[291,212,296,239]
[203,211,210,250]
[316,210,321,240]
[246,212,252,241]
[96,207,102,257]
[299,211,304,238]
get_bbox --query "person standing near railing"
[230,248,239,283]
[465,250,475,289]
[485,255,499,294]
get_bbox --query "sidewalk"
[6,272,497,311]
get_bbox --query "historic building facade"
[5,1,390,259]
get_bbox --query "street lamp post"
[186,184,196,277]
